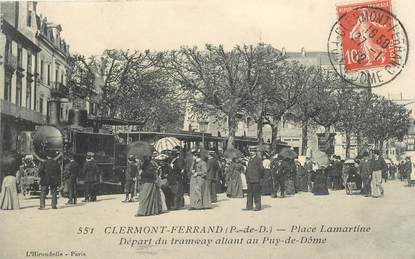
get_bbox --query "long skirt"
[226,178,243,198]
[159,188,168,212]
[371,170,384,197]
[137,183,162,216]
[300,175,309,192]
[189,176,211,209]
[313,176,329,195]
[0,176,20,210]
[285,179,296,195]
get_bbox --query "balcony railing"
[50,82,69,98]
[0,99,47,124]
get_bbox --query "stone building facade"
[0,1,72,184]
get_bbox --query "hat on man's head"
[373,150,380,155]
[86,152,95,159]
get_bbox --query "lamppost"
[199,120,209,148]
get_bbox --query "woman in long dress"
[295,161,308,192]
[0,152,20,210]
[136,156,163,216]
[189,151,211,209]
[312,169,329,195]
[225,158,244,198]
[0,173,20,210]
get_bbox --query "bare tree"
[163,44,278,148]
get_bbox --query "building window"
[27,53,32,73]
[89,102,95,115]
[5,39,12,60]
[39,97,44,113]
[17,46,23,68]
[27,10,32,27]
[61,73,64,84]
[40,60,44,81]
[4,73,12,101]
[16,76,23,106]
[60,107,63,119]
[26,78,32,109]
[55,69,59,86]
[33,80,37,110]
[47,64,51,85]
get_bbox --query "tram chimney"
[68,109,88,128]
[47,99,61,125]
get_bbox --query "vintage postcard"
[0,0,414,258]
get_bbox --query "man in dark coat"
[245,150,264,211]
[398,160,405,181]
[184,150,195,194]
[38,151,61,209]
[170,149,185,209]
[404,156,412,187]
[271,156,293,198]
[271,157,282,198]
[207,151,220,203]
[82,152,100,202]
[64,155,80,204]
[123,155,138,202]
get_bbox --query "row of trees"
[67,44,411,157]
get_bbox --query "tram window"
[74,133,115,157]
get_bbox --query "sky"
[37,0,415,106]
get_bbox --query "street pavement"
[1,180,414,259]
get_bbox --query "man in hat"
[38,151,61,209]
[370,150,386,198]
[207,151,220,203]
[123,155,138,202]
[170,148,185,209]
[245,150,264,211]
[64,155,80,204]
[82,152,100,202]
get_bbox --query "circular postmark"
[327,5,409,88]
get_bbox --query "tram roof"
[88,117,144,126]
[118,131,262,143]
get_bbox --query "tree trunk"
[257,116,263,145]
[271,116,281,152]
[227,115,237,150]
[374,138,379,150]
[323,126,332,155]
[301,119,308,156]
[345,130,351,159]
[379,139,385,154]
[356,132,362,156]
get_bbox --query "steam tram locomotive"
[18,106,129,196]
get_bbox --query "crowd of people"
[1,147,414,215]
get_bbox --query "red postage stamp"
[336,0,395,71]
[327,0,409,88]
